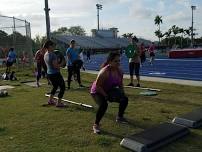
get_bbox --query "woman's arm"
[52,59,60,69]
[118,68,125,94]
[95,68,109,98]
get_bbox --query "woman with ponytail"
[90,52,128,134]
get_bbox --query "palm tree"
[171,25,180,47]
[179,28,184,48]
[163,29,172,48]
[122,33,134,38]
[155,30,163,42]
[184,27,192,46]
[154,15,163,45]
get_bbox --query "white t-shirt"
[79,52,84,62]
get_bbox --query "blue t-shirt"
[7,51,16,62]
[44,51,59,74]
[66,47,79,66]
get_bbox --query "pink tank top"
[90,65,122,94]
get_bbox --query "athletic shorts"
[129,62,140,76]
[6,61,13,67]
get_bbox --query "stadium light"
[191,5,196,47]
[96,4,102,30]
[44,0,51,40]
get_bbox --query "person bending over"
[90,52,128,134]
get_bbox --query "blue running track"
[84,54,202,81]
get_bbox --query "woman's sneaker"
[116,117,128,124]
[48,99,56,105]
[93,124,101,134]
[56,102,66,108]
[36,82,40,87]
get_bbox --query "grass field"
[0,67,202,152]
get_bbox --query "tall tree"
[154,15,163,45]
[51,26,86,36]
[179,28,184,48]
[68,26,86,36]
[184,27,192,46]
[122,33,134,38]
[52,27,69,35]
[163,29,172,47]
[155,30,163,43]
[171,25,180,46]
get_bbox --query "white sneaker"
[93,124,100,134]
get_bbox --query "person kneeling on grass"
[44,40,66,108]
[90,52,128,134]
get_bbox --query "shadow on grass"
[0,127,6,135]
[128,94,202,107]
[100,130,124,139]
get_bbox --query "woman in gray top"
[44,40,66,107]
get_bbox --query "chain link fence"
[0,15,33,68]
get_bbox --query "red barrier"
[169,48,202,58]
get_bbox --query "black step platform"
[172,108,202,128]
[120,122,189,152]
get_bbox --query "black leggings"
[91,93,128,125]
[36,63,47,81]
[48,73,65,99]
[129,62,140,76]
[67,66,81,87]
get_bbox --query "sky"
[0,0,201,41]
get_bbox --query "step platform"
[172,108,202,128]
[120,122,189,152]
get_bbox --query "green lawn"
[0,67,202,152]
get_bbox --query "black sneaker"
[67,86,70,90]
[127,83,134,87]
[136,84,140,87]
[116,117,128,124]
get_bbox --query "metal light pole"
[191,5,196,47]
[44,0,51,40]
[96,4,102,31]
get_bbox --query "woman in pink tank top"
[90,52,128,134]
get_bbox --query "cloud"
[129,0,156,19]
[0,0,201,40]
[165,11,190,22]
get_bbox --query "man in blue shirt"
[66,39,84,89]
[6,48,16,73]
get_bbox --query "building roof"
[53,35,130,49]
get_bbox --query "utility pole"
[191,5,196,47]
[96,4,102,31]
[44,0,51,40]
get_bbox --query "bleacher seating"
[53,35,130,49]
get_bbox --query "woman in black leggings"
[90,52,128,134]
[43,40,66,107]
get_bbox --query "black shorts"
[129,62,140,76]
[150,52,155,57]
[6,61,13,67]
